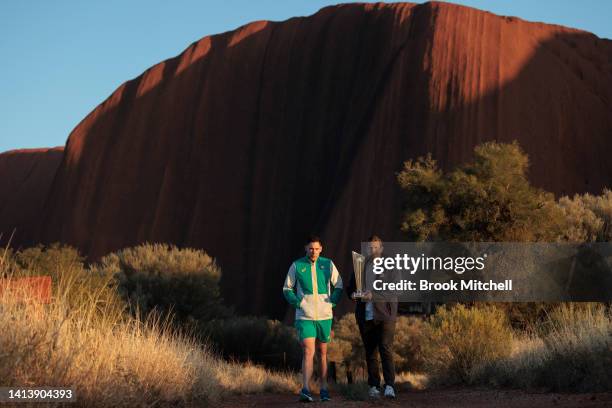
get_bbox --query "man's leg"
[379,320,396,389]
[316,340,328,390]
[301,337,316,390]
[358,320,381,388]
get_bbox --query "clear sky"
[1,1,610,153]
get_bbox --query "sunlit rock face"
[7,2,611,317]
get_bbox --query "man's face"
[367,240,383,257]
[305,241,323,262]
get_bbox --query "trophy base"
[351,291,365,299]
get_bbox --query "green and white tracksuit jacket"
[283,256,343,321]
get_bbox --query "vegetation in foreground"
[0,246,298,407]
[332,303,611,395]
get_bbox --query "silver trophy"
[351,251,365,299]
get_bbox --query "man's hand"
[351,291,373,301]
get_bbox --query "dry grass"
[213,361,298,394]
[474,304,612,391]
[396,371,429,390]
[0,257,299,407]
[422,304,514,384]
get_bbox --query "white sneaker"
[384,385,396,398]
[368,386,381,398]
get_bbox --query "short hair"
[305,235,323,246]
[367,234,383,243]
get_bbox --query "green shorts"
[295,319,333,342]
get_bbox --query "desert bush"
[13,243,84,278]
[92,243,231,323]
[0,271,214,406]
[558,189,612,242]
[397,141,565,242]
[93,244,303,373]
[0,257,298,407]
[421,304,514,384]
[538,303,611,391]
[492,302,558,331]
[394,316,426,372]
[10,243,126,323]
[474,303,612,392]
[202,316,302,370]
[472,334,548,389]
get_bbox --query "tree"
[397,141,565,242]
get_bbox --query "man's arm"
[282,263,301,308]
[329,261,343,306]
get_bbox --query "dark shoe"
[320,388,331,402]
[299,388,314,402]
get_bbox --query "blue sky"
[1,1,610,153]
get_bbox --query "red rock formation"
[0,147,63,248]
[30,2,612,317]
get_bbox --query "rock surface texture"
[0,147,64,248]
[4,2,612,317]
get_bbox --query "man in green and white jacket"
[283,236,343,402]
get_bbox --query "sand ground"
[219,388,612,408]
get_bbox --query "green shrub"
[422,304,514,384]
[91,244,303,372]
[202,316,301,370]
[92,243,231,323]
[11,243,125,322]
[13,243,84,280]
[397,141,565,242]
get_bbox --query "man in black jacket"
[347,235,398,398]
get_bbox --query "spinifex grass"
[0,250,298,407]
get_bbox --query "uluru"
[2,2,611,318]
[0,147,64,249]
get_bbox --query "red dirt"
[219,389,612,408]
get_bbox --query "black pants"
[358,319,395,388]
